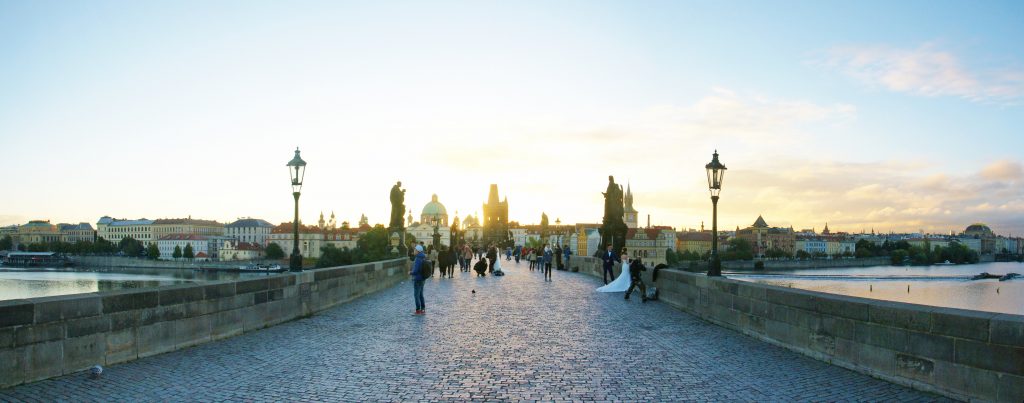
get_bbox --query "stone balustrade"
[571,256,1024,402]
[0,258,409,388]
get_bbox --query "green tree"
[665,248,679,265]
[27,243,47,252]
[119,237,144,257]
[146,243,160,259]
[353,225,390,263]
[93,237,117,254]
[265,243,285,260]
[890,249,909,265]
[795,250,811,260]
[722,238,753,261]
[0,235,11,250]
[173,245,183,259]
[317,244,353,268]
[183,243,194,259]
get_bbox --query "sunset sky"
[2,1,1023,235]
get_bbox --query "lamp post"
[705,150,727,276]
[287,147,307,272]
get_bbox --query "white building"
[218,240,263,261]
[225,218,274,245]
[157,234,215,261]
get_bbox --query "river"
[0,266,277,301]
[727,261,1024,315]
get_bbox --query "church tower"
[623,183,638,229]
[318,212,326,230]
[482,184,510,246]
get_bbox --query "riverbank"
[677,256,893,272]
[74,256,249,270]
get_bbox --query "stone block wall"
[572,256,1024,402]
[0,258,409,388]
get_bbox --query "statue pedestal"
[389,226,406,255]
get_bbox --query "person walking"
[486,244,498,273]
[553,244,563,271]
[601,245,619,284]
[462,244,473,272]
[562,244,572,271]
[543,244,554,281]
[527,248,536,271]
[428,246,439,276]
[410,245,427,314]
[514,245,522,264]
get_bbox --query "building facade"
[266,223,361,259]
[157,234,216,261]
[225,218,274,245]
[16,220,61,245]
[58,223,95,243]
[736,216,796,258]
[218,240,263,261]
[677,230,713,256]
[624,228,673,265]
[151,218,224,241]
[97,217,156,245]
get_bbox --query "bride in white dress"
[596,250,632,292]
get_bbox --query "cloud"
[722,158,1024,235]
[980,160,1023,182]
[823,43,1024,103]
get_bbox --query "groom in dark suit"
[601,244,619,284]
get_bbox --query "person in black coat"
[473,258,488,277]
[486,244,498,273]
[600,244,619,284]
[625,257,648,303]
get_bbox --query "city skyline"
[2,1,1023,234]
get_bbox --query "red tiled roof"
[158,234,209,241]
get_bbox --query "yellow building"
[16,220,61,245]
[151,217,224,241]
[676,231,713,256]
[97,217,155,245]
[624,228,674,265]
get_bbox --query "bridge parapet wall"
[0,258,409,388]
[571,256,1024,402]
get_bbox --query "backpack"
[421,260,433,279]
[646,286,659,301]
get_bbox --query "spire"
[752,215,769,228]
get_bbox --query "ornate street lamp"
[705,150,727,276]
[287,147,307,272]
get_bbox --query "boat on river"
[1,252,75,267]
[999,273,1020,281]
[971,272,1000,280]
[196,263,285,273]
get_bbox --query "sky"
[2,0,1023,235]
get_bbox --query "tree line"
[664,238,980,266]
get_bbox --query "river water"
[727,262,1024,315]
[0,266,276,301]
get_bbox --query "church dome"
[964,223,993,236]
[422,194,447,217]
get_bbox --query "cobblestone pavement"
[1,260,949,402]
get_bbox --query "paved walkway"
[1,260,947,402]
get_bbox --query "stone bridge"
[0,258,955,402]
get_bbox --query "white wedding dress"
[596,256,631,292]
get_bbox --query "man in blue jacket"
[410,244,426,315]
[601,244,619,284]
